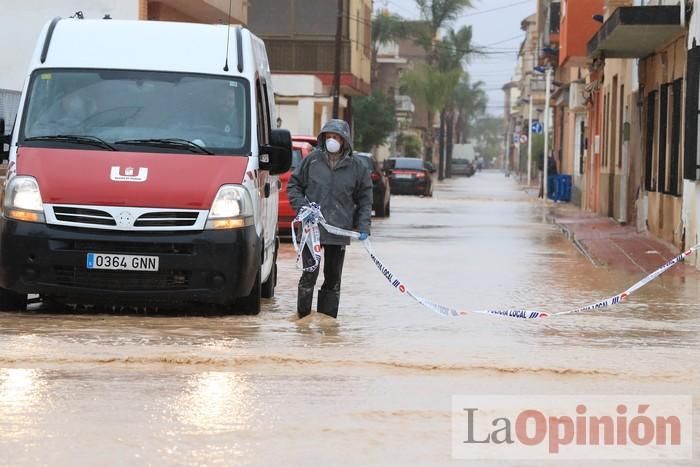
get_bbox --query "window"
[644,91,657,191]
[20,69,249,154]
[658,83,670,193]
[684,46,700,181]
[255,78,269,145]
[668,78,683,196]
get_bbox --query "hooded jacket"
[287,119,373,245]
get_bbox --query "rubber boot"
[297,286,314,318]
[317,289,340,319]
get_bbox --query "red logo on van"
[110,166,148,182]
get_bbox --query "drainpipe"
[681,0,685,27]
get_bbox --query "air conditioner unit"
[569,82,586,110]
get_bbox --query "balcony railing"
[263,39,351,74]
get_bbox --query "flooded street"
[1,171,699,466]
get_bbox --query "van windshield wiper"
[114,138,214,155]
[24,134,117,151]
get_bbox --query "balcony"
[588,6,684,58]
[265,40,351,74]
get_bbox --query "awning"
[587,6,684,59]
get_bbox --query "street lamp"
[534,65,552,200]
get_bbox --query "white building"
[271,74,346,137]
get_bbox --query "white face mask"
[325,138,342,154]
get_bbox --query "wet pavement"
[1,170,699,466]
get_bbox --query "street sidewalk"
[523,186,699,277]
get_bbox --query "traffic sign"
[512,133,520,144]
[531,121,543,134]
[520,134,528,144]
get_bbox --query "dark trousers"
[297,245,346,318]
[299,244,346,291]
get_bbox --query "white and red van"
[0,18,291,314]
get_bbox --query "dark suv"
[355,152,391,217]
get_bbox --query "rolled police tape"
[292,205,700,320]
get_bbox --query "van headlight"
[3,176,45,223]
[205,184,253,230]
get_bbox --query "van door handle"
[264,182,271,198]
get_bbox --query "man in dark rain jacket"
[287,119,373,319]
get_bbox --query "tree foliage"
[396,132,422,156]
[401,64,461,114]
[353,91,397,151]
[415,0,473,62]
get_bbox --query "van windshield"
[21,69,250,154]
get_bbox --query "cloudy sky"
[378,0,537,117]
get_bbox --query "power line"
[484,33,526,47]
[464,0,533,17]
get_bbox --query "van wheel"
[237,268,261,315]
[261,237,278,299]
[0,287,27,312]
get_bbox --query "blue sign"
[531,121,543,135]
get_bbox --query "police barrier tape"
[292,205,699,319]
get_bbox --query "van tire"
[0,287,27,312]
[261,237,278,299]
[261,261,276,298]
[237,268,261,315]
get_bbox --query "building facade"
[248,0,372,135]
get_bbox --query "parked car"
[386,157,434,197]
[452,158,476,177]
[354,152,391,217]
[278,140,314,236]
[291,135,318,148]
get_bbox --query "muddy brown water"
[1,171,699,466]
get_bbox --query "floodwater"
[1,171,699,466]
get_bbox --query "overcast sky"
[378,0,536,117]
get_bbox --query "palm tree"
[415,0,473,64]
[436,26,474,178]
[371,12,410,83]
[401,64,462,163]
[411,1,473,177]
[454,78,487,144]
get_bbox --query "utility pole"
[332,0,343,119]
[527,96,533,185]
[543,67,552,200]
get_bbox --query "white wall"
[271,73,345,136]
[0,0,140,91]
[686,7,700,268]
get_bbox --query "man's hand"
[358,232,369,241]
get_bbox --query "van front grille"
[53,207,116,226]
[134,211,199,227]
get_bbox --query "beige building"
[139,0,247,24]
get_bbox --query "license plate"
[86,253,159,271]
[395,174,413,179]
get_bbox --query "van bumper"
[0,218,261,306]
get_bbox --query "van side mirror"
[260,129,292,175]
